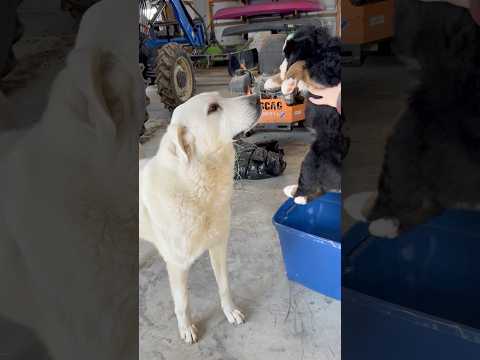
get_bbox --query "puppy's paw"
[223,307,245,326]
[179,324,198,344]
[344,191,377,221]
[283,184,298,198]
[264,78,280,90]
[294,196,308,205]
[281,78,297,95]
[369,218,400,239]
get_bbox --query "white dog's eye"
[207,103,220,114]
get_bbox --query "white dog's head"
[166,92,261,162]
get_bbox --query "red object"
[213,0,325,20]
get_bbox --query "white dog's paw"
[294,196,308,205]
[223,308,245,326]
[284,184,298,198]
[179,324,198,344]
[369,218,400,239]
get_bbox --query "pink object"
[213,0,326,20]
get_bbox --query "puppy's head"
[281,26,341,87]
[167,92,261,161]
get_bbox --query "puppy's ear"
[167,125,194,162]
[285,60,320,91]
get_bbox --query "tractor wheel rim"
[174,57,193,102]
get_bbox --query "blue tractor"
[62,0,255,111]
[139,0,207,111]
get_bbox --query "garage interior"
[139,0,342,359]
[138,1,399,360]
[0,0,408,359]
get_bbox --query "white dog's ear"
[70,48,144,143]
[168,125,194,162]
[93,51,145,135]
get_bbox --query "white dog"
[0,0,144,359]
[140,92,261,343]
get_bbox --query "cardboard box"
[341,0,394,45]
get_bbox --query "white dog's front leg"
[166,262,198,344]
[209,243,245,325]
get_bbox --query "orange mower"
[229,69,307,133]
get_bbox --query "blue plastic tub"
[273,192,341,300]
[343,209,480,359]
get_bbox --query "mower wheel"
[155,43,196,112]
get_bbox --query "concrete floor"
[139,68,341,360]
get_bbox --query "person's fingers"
[308,83,340,97]
[309,95,340,111]
[307,83,341,112]
[308,96,327,106]
[308,96,342,113]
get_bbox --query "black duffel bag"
[234,140,287,180]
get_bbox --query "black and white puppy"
[354,0,480,238]
[265,26,348,203]
[287,103,348,203]
[265,25,341,92]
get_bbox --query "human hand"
[308,83,341,113]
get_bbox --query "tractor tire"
[155,43,196,112]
